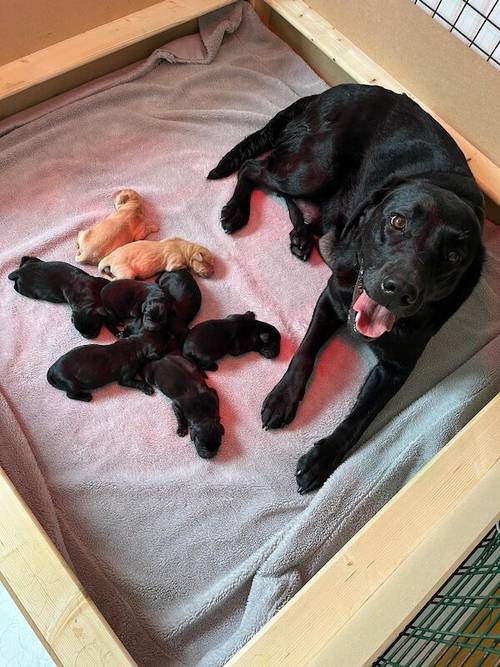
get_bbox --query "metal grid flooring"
[414,0,500,69]
[374,525,500,666]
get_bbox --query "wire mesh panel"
[374,525,500,666]
[414,0,500,69]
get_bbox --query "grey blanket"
[0,3,499,665]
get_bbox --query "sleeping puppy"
[99,279,169,336]
[144,354,224,459]
[8,256,108,338]
[98,237,214,280]
[75,189,158,265]
[47,331,174,401]
[182,311,281,371]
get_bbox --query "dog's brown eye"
[390,214,406,231]
[448,251,460,263]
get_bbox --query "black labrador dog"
[8,256,108,338]
[144,354,224,459]
[182,311,281,371]
[208,84,484,493]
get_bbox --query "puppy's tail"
[207,95,315,180]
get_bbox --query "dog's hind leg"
[286,198,315,262]
[118,372,154,395]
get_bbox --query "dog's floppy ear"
[20,256,42,265]
[72,307,102,339]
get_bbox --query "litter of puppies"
[8,189,280,458]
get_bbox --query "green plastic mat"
[374,525,500,666]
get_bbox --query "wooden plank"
[255,0,500,208]
[228,393,500,666]
[0,0,235,104]
[0,467,135,666]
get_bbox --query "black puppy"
[8,256,108,338]
[209,84,484,493]
[99,279,169,336]
[182,311,281,371]
[144,354,224,459]
[47,331,174,401]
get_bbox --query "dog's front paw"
[295,441,345,494]
[220,200,249,234]
[261,382,301,430]
[289,229,314,262]
[143,384,154,396]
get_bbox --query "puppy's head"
[142,298,169,331]
[255,323,281,359]
[339,181,483,339]
[112,188,142,209]
[72,307,103,339]
[189,248,214,278]
[190,417,224,459]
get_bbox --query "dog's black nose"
[381,277,417,306]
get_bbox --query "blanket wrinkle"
[0,4,499,666]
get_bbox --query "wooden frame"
[0,1,499,664]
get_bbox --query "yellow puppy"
[75,189,158,265]
[98,237,215,280]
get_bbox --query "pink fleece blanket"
[1,4,499,665]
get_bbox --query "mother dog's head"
[320,180,484,339]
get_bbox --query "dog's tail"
[207,95,315,180]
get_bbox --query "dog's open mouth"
[350,266,396,339]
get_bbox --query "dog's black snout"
[381,276,418,307]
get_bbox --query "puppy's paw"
[295,442,345,494]
[177,425,188,437]
[220,200,249,234]
[143,385,154,396]
[289,229,314,262]
[261,382,300,430]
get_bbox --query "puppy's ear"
[260,332,271,343]
[192,252,204,262]
[21,256,41,265]
[72,308,102,339]
[144,344,161,361]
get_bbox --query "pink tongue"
[353,291,396,338]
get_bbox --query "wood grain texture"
[0,0,235,102]
[228,393,500,666]
[0,468,135,666]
